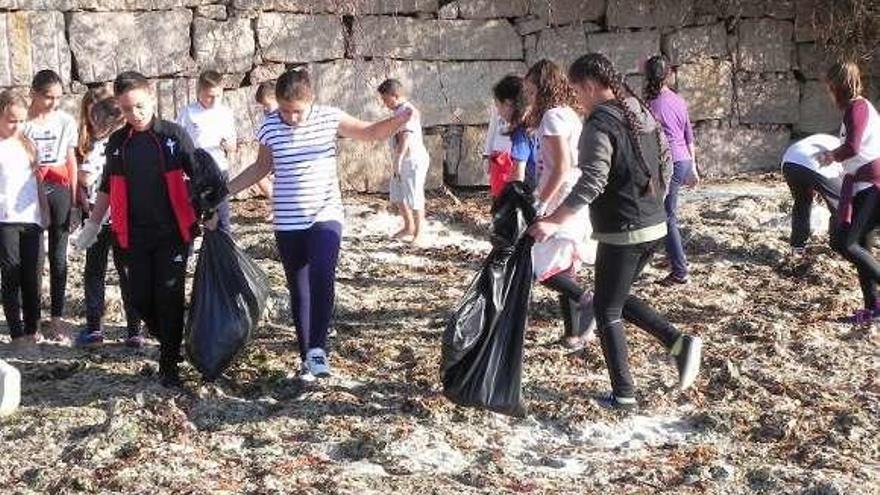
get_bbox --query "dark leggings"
[831,187,880,309]
[276,221,342,359]
[783,162,840,248]
[0,224,43,338]
[84,225,140,335]
[45,182,71,318]
[593,240,682,399]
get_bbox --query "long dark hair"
[524,59,578,129]
[492,74,528,134]
[644,55,672,102]
[569,53,668,195]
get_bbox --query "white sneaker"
[299,365,316,383]
[306,348,331,378]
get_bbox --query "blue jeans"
[664,160,693,279]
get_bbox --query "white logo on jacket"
[166,138,176,156]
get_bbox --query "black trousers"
[542,273,587,338]
[782,162,840,248]
[45,182,72,317]
[831,187,880,309]
[123,231,189,367]
[593,240,681,398]
[0,224,43,338]
[84,225,140,334]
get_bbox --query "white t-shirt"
[177,101,237,172]
[390,102,429,166]
[24,110,78,166]
[537,106,583,212]
[484,107,512,156]
[782,134,843,179]
[257,105,345,231]
[0,136,41,225]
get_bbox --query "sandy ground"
[0,173,878,495]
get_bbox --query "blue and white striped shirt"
[257,105,344,231]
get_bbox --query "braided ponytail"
[569,53,669,196]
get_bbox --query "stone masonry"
[0,0,872,189]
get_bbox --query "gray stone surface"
[193,17,255,74]
[337,133,443,193]
[529,0,606,25]
[0,0,212,8]
[664,23,728,65]
[698,0,795,19]
[70,10,195,84]
[736,73,799,124]
[525,24,589,68]
[233,0,438,14]
[586,30,660,75]
[196,5,228,19]
[250,63,286,84]
[694,123,791,177]
[606,0,694,28]
[445,126,488,187]
[795,42,832,79]
[677,59,733,121]
[351,17,522,61]
[258,13,345,63]
[796,80,842,134]
[225,85,267,145]
[155,78,197,122]
[737,19,794,72]
[0,11,71,87]
[452,0,530,19]
[794,0,823,42]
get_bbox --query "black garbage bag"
[186,229,270,380]
[441,181,536,416]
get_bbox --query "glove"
[73,219,101,251]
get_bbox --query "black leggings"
[84,225,140,334]
[542,273,588,339]
[782,163,840,248]
[593,240,681,398]
[0,224,43,338]
[45,182,72,318]
[831,187,880,309]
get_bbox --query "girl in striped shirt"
[228,69,412,381]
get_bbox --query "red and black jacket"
[99,118,226,249]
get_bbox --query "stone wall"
[0,0,872,189]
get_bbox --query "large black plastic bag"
[186,229,269,380]
[441,181,536,416]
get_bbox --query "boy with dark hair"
[75,71,226,387]
[377,78,430,243]
[177,70,236,232]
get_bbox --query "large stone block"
[664,23,728,65]
[606,0,694,28]
[0,0,212,8]
[350,17,522,61]
[0,12,71,87]
[441,0,530,19]
[250,63,286,84]
[711,0,795,19]
[796,80,842,134]
[736,73,799,124]
[435,61,529,126]
[337,133,444,193]
[155,78,196,122]
[525,24,589,68]
[233,0,438,14]
[225,86,267,144]
[794,0,825,42]
[586,30,660,75]
[194,17,255,74]
[70,10,195,84]
[676,59,733,121]
[694,123,791,177]
[737,19,794,72]
[795,42,832,79]
[445,126,488,187]
[258,14,345,63]
[529,0,606,26]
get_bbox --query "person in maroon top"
[816,62,880,324]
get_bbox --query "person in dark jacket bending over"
[527,53,702,410]
[75,71,225,387]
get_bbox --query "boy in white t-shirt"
[177,70,236,232]
[378,79,430,243]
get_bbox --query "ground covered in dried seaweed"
[1,173,878,495]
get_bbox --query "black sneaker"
[674,335,702,391]
[658,273,689,287]
[159,362,182,389]
[595,392,638,411]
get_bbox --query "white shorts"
[390,159,429,210]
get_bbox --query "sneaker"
[306,348,331,378]
[672,335,702,391]
[658,273,689,287]
[595,392,638,411]
[791,246,807,256]
[75,329,104,347]
[125,335,145,348]
[299,364,316,383]
[159,362,182,389]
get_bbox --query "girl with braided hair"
[644,55,699,286]
[528,53,702,410]
[524,59,596,349]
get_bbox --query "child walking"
[177,70,237,232]
[227,68,412,381]
[75,71,225,387]
[817,62,880,324]
[25,70,79,342]
[74,97,143,347]
[378,79,430,243]
[492,75,537,191]
[0,90,50,349]
[528,53,702,410]
[644,55,699,286]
